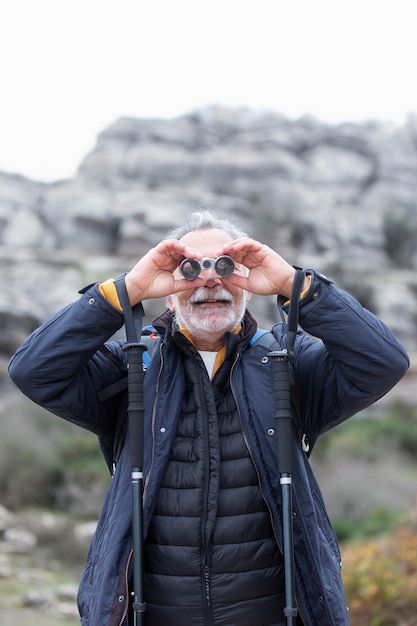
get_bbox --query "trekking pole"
[268,268,305,626]
[115,275,147,625]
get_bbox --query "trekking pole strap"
[115,274,145,344]
[286,268,306,356]
[115,274,148,468]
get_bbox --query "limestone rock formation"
[1,106,416,357]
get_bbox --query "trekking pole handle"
[269,349,293,475]
[122,342,147,468]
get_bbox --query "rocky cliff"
[1,105,416,359]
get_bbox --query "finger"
[221,273,250,290]
[170,276,205,293]
[215,238,263,259]
[163,239,203,261]
[150,241,202,273]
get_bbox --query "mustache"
[189,286,234,304]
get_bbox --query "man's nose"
[201,268,222,287]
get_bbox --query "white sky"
[1,0,416,182]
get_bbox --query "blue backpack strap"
[249,328,270,346]
[141,324,158,367]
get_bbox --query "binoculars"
[180,256,235,280]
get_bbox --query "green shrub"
[0,428,109,513]
[333,517,357,543]
[56,433,108,487]
[0,443,64,510]
[334,507,403,543]
[314,400,417,461]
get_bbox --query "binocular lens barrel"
[180,258,202,280]
[180,256,235,280]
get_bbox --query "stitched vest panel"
[142,355,285,626]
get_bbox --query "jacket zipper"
[199,363,213,610]
[230,354,305,625]
[117,549,133,626]
[204,564,211,606]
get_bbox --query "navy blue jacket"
[8,270,409,625]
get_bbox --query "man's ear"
[245,291,252,302]
[166,295,175,312]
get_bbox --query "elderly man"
[9,210,409,626]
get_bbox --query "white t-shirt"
[199,350,218,379]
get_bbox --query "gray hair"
[167,208,247,241]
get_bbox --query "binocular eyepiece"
[180,256,235,280]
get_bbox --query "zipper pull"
[204,565,211,606]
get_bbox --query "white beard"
[171,286,247,340]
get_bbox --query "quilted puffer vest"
[142,343,286,626]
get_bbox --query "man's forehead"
[179,228,233,253]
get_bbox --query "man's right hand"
[124,239,204,305]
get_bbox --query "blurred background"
[0,1,416,624]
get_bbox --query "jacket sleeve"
[8,283,127,437]
[286,270,410,441]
